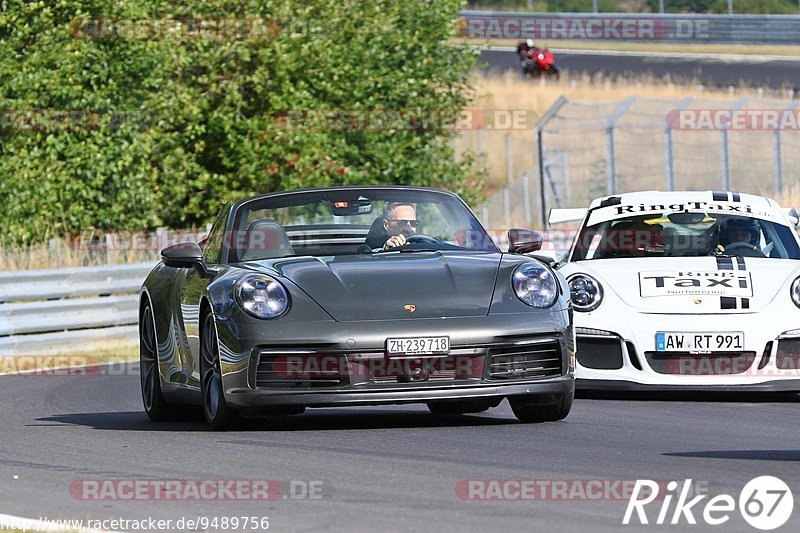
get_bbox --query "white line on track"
[485,45,800,63]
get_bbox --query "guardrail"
[459,11,800,45]
[0,262,154,356]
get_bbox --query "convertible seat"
[364,217,388,249]
[240,219,294,261]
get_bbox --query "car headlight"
[567,273,603,312]
[236,274,290,319]
[791,277,800,308]
[512,263,558,308]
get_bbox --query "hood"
[573,257,800,314]
[248,252,502,321]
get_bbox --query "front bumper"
[578,378,800,393]
[573,311,800,390]
[228,378,575,408]
[213,311,575,409]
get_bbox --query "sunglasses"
[388,219,421,228]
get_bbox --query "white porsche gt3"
[552,190,800,391]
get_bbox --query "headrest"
[240,219,294,261]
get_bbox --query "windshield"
[227,189,498,262]
[571,211,800,261]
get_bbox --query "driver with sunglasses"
[382,202,420,250]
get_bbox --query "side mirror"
[161,242,214,278]
[508,228,543,254]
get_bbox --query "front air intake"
[488,340,562,380]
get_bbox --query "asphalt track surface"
[479,49,800,90]
[1,362,799,532]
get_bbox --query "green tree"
[0,0,480,244]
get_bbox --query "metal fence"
[0,263,152,355]
[467,2,800,16]
[476,94,800,229]
[461,11,800,44]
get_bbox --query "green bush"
[0,0,480,245]
[709,0,799,14]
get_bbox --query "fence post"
[522,173,532,227]
[506,133,513,185]
[105,233,117,265]
[664,129,675,191]
[606,128,617,195]
[721,129,731,191]
[606,97,637,196]
[774,128,783,196]
[482,206,489,228]
[665,97,694,191]
[156,227,168,253]
[503,187,511,228]
[534,95,569,228]
[537,128,546,228]
[721,98,747,191]
[774,102,800,196]
[477,127,485,172]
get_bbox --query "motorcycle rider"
[517,39,540,65]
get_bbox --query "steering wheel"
[406,234,440,244]
[721,242,765,257]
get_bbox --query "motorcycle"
[519,48,560,78]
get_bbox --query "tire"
[549,64,561,79]
[427,398,500,415]
[140,303,178,421]
[200,312,239,430]
[509,392,573,423]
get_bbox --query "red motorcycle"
[518,47,560,78]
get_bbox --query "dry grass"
[776,184,800,210]
[0,241,158,271]
[464,72,799,199]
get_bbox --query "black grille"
[644,352,757,375]
[254,350,486,387]
[488,340,562,380]
[255,353,347,388]
[776,339,800,370]
[576,337,624,370]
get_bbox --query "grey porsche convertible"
[139,186,575,429]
